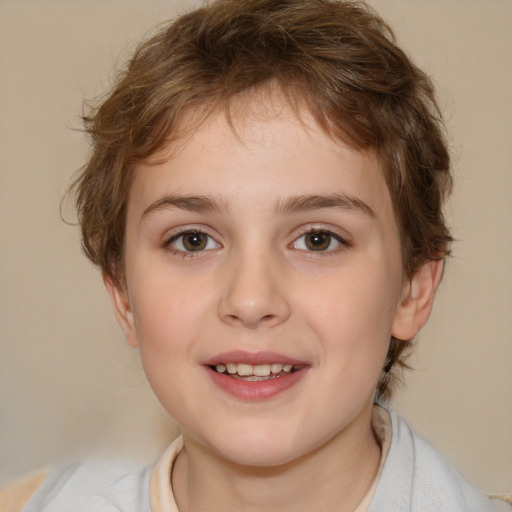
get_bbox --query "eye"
[292,230,346,252]
[167,230,220,252]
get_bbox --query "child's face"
[109,96,419,467]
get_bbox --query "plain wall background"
[1,0,511,493]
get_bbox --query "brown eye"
[304,232,331,251]
[292,230,346,252]
[169,231,219,253]
[182,232,207,251]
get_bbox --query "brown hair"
[73,0,452,400]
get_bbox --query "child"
[1,0,510,510]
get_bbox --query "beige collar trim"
[149,435,183,512]
[353,405,392,512]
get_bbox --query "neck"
[171,405,381,512]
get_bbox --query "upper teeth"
[215,363,294,377]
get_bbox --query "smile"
[211,363,303,380]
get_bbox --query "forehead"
[128,93,394,224]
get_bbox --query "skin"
[107,94,443,512]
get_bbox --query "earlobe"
[392,259,444,341]
[103,275,139,348]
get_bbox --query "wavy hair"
[72,0,453,400]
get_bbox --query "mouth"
[210,362,304,381]
[204,352,309,400]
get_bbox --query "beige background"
[1,0,511,493]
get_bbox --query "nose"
[217,249,291,329]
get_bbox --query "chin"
[199,424,314,468]
[216,443,299,468]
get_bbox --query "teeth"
[253,364,271,377]
[271,363,283,374]
[226,363,237,374]
[213,362,299,377]
[236,363,253,377]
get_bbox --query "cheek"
[310,263,399,332]
[304,265,399,373]
[128,282,204,415]
[129,276,207,356]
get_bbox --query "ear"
[392,259,444,341]
[103,274,139,348]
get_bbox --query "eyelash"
[164,228,221,258]
[291,229,350,254]
[163,227,349,258]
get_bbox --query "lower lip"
[205,366,308,401]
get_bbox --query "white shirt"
[18,407,510,512]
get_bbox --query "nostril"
[217,276,291,328]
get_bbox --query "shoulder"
[369,408,511,512]
[0,469,48,512]
[1,458,152,512]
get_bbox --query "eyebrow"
[275,194,376,218]
[141,192,375,220]
[142,195,230,218]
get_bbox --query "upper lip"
[204,350,307,366]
